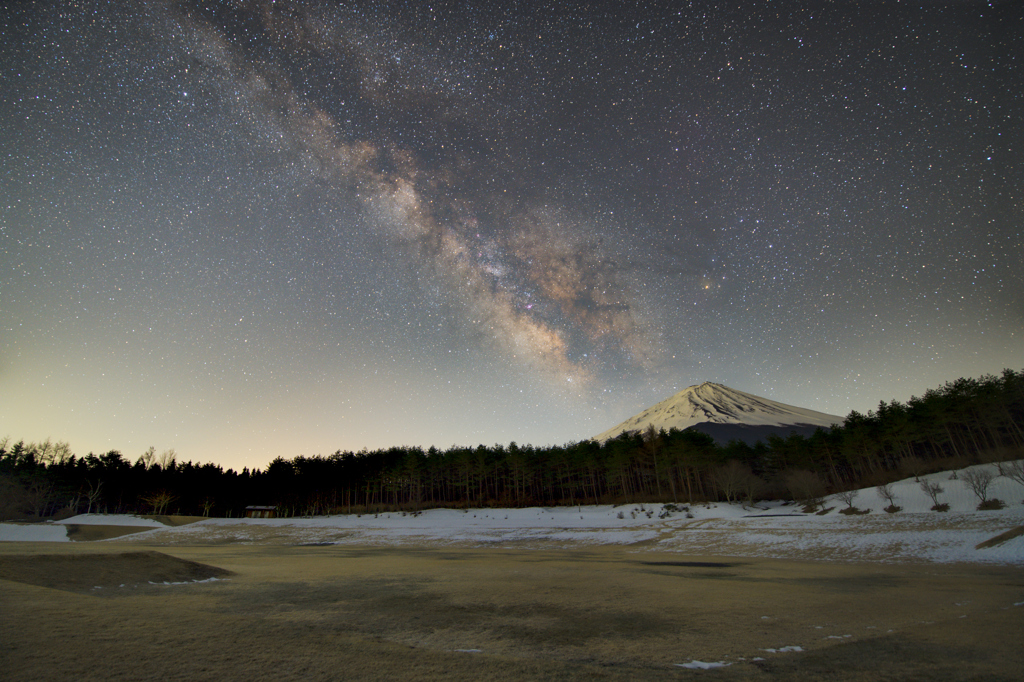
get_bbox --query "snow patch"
[147,577,228,587]
[676,660,732,669]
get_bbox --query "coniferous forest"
[3,370,1023,520]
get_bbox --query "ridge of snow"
[593,382,842,442]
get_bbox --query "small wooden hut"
[244,505,278,519]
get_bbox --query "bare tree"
[32,438,56,465]
[740,470,767,504]
[26,477,55,517]
[85,479,103,514]
[919,480,944,506]
[835,489,858,509]
[996,460,1024,487]
[713,460,754,503]
[29,439,73,465]
[201,498,215,517]
[138,446,156,469]
[876,483,898,507]
[899,456,927,481]
[784,469,826,506]
[961,468,994,503]
[52,441,73,465]
[141,490,177,515]
[157,448,177,471]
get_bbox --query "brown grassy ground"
[976,525,1024,549]
[61,524,153,541]
[1,541,1022,681]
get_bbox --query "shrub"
[883,504,902,514]
[713,460,756,503]
[996,460,1024,486]
[839,506,870,515]
[835,489,858,509]
[930,503,950,512]
[49,507,77,521]
[962,469,995,503]
[934,455,970,474]
[876,483,898,507]
[977,498,1006,511]
[784,469,826,506]
[919,480,944,506]
[899,456,927,481]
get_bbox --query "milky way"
[2,1,1021,469]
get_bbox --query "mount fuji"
[594,382,844,445]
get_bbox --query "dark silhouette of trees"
[3,368,1022,518]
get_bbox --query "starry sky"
[3,1,1021,471]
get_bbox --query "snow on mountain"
[593,382,843,443]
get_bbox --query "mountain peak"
[593,383,842,443]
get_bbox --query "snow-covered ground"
[3,461,1022,564]
[0,523,74,543]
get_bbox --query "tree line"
[2,369,1022,520]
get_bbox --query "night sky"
[3,1,1021,471]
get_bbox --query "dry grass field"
[2,539,1022,681]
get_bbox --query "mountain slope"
[594,382,843,444]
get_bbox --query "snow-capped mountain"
[594,382,843,445]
